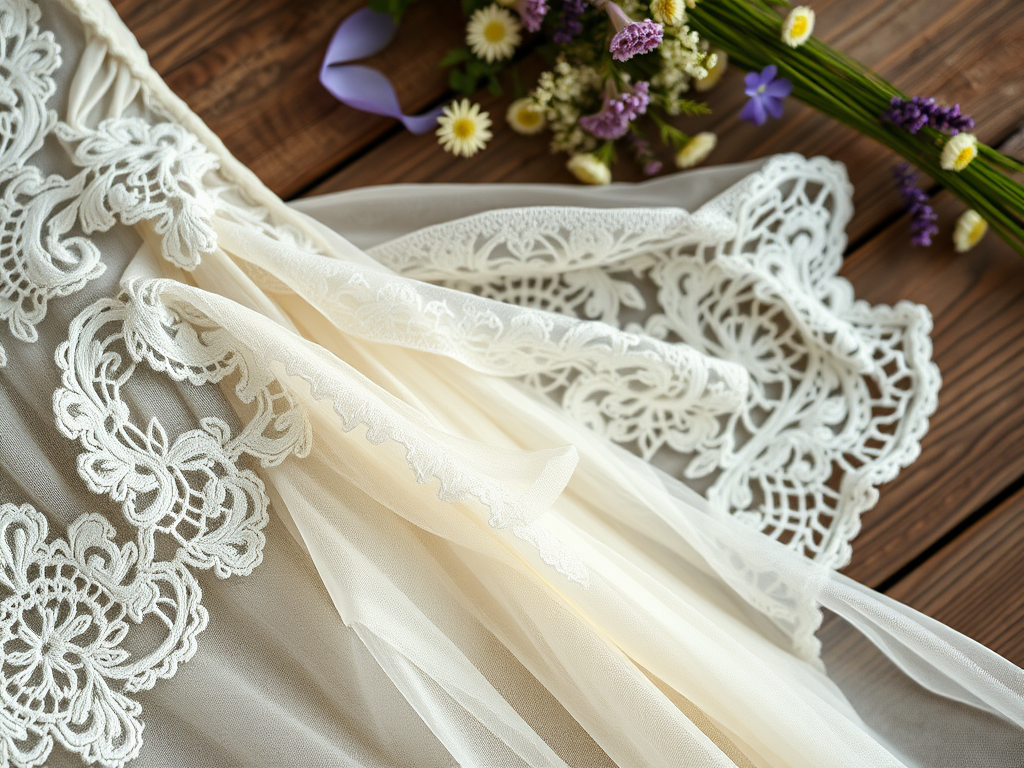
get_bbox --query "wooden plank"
[308,0,1024,246]
[885,486,1024,667]
[114,0,464,198]
[840,191,1024,587]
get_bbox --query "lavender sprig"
[885,96,974,136]
[579,82,650,140]
[628,134,662,176]
[552,0,585,44]
[894,164,939,247]
[520,0,549,33]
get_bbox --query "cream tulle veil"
[0,1,1022,767]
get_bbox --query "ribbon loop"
[320,8,444,135]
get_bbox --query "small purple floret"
[519,0,549,33]
[553,0,585,43]
[739,65,792,126]
[894,164,938,247]
[579,81,650,140]
[609,18,663,61]
[885,96,974,136]
[628,135,662,176]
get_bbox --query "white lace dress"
[0,1,1021,767]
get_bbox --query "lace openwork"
[369,155,941,568]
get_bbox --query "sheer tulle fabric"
[1,2,1022,767]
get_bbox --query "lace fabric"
[0,1,1022,767]
[319,155,940,568]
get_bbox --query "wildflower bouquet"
[323,0,1024,255]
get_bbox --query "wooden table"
[113,0,1024,666]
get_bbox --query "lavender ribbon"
[320,8,444,134]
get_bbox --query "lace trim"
[0,1,321,368]
[119,278,591,586]
[368,155,941,568]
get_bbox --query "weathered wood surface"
[118,0,1024,664]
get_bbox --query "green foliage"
[594,140,617,167]
[688,0,1024,257]
[367,0,418,24]
[447,55,504,96]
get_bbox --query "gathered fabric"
[0,1,1021,767]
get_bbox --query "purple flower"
[579,81,650,140]
[894,164,938,247]
[603,2,662,62]
[628,135,662,176]
[885,96,974,136]
[553,0,585,43]
[518,0,549,33]
[739,65,792,126]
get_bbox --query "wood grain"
[114,0,464,197]
[886,485,1024,666]
[841,191,1024,586]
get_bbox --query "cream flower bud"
[953,209,988,252]
[567,154,611,185]
[694,49,728,92]
[675,132,717,169]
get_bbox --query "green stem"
[688,0,1024,257]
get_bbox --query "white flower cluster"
[652,27,715,115]
[533,57,603,154]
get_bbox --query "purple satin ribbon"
[320,7,444,134]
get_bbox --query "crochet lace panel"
[369,155,941,568]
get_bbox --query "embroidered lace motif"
[0,503,206,768]
[0,0,318,368]
[0,284,313,768]
[369,155,941,568]
[113,277,590,585]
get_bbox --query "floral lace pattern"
[369,155,941,567]
[0,503,206,768]
[114,277,590,585]
[53,288,312,578]
[0,0,222,367]
[1,282,312,768]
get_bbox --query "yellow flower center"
[517,107,540,127]
[790,16,809,38]
[453,118,476,140]
[968,218,987,244]
[484,21,507,43]
[956,146,976,169]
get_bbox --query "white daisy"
[781,6,815,48]
[467,5,521,63]
[650,0,685,27]
[566,154,611,185]
[506,97,547,135]
[953,209,988,252]
[436,99,493,158]
[675,132,717,169]
[941,132,978,172]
